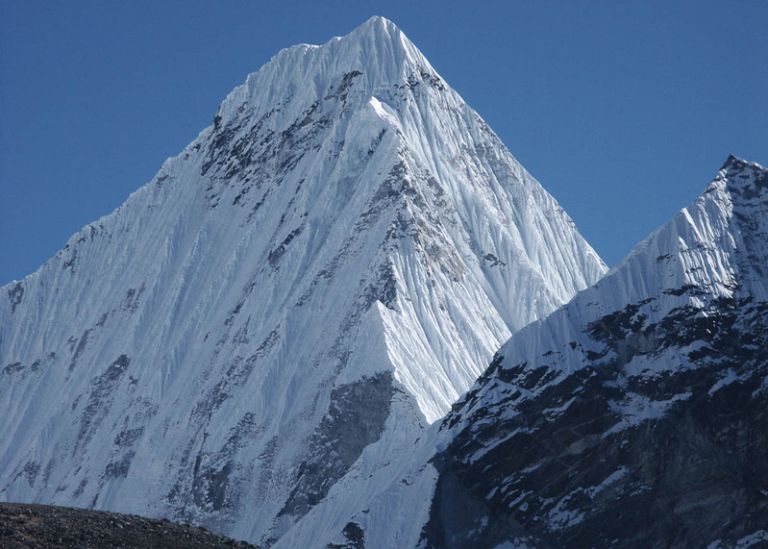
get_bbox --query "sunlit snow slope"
[286,157,768,548]
[0,16,605,546]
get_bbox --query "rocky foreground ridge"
[0,503,258,549]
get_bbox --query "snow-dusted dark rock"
[0,17,604,546]
[287,157,768,548]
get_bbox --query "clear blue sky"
[1,0,766,284]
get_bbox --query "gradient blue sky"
[1,1,766,284]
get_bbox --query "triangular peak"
[353,15,402,35]
[216,17,437,125]
[712,154,767,198]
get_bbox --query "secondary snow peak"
[716,154,767,196]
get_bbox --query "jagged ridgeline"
[0,17,604,547]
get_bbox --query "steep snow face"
[296,157,768,549]
[0,16,604,545]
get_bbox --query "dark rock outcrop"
[0,503,259,548]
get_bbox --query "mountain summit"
[0,18,604,545]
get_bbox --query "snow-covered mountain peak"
[0,18,605,546]
[703,154,767,209]
[353,15,400,32]
[342,15,410,51]
[719,153,764,176]
[460,156,768,416]
[216,17,437,128]
[581,155,768,324]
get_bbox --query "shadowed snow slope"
[282,157,768,548]
[0,17,605,546]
